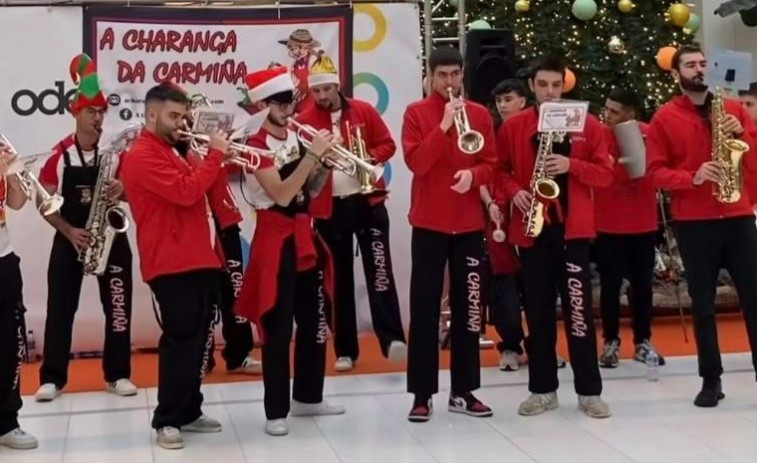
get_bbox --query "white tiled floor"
[4,353,757,463]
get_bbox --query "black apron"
[58,138,99,229]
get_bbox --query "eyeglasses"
[270,100,294,109]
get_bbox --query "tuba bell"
[447,87,484,155]
[0,134,64,216]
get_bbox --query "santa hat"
[308,54,340,88]
[68,53,107,114]
[245,66,294,103]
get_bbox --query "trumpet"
[288,118,384,182]
[0,134,64,216]
[447,87,484,155]
[177,130,283,171]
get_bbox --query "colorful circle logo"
[353,72,389,115]
[354,4,387,52]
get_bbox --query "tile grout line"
[311,416,347,463]
[370,393,443,463]
[222,402,252,463]
[480,418,540,463]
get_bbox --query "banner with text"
[83,5,353,137]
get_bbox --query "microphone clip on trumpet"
[447,87,484,155]
[0,134,64,216]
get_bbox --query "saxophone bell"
[535,178,560,200]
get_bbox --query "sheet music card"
[537,101,589,133]
[193,108,235,135]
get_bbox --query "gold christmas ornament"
[617,0,635,13]
[608,35,625,54]
[667,3,691,27]
[515,0,530,12]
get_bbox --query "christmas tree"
[431,0,699,119]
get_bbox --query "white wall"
[698,0,757,78]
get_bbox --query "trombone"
[0,134,64,216]
[177,130,284,171]
[447,87,484,155]
[288,118,384,182]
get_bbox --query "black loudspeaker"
[463,29,516,105]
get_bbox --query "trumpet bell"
[458,130,484,155]
[39,194,64,216]
[535,179,560,200]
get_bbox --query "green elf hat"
[69,53,107,114]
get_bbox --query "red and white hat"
[245,66,294,102]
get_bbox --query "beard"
[679,73,708,92]
[316,99,333,110]
[266,113,287,128]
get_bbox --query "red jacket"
[297,96,396,219]
[187,152,243,229]
[647,94,757,221]
[401,91,497,233]
[120,130,224,282]
[496,107,613,248]
[595,122,658,234]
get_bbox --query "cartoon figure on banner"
[279,28,325,112]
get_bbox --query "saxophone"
[523,131,563,238]
[711,86,750,203]
[79,125,141,276]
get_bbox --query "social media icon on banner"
[119,108,133,121]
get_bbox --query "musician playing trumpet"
[401,46,496,422]
[0,144,38,450]
[35,54,136,403]
[233,66,345,438]
[297,54,407,372]
[495,56,612,419]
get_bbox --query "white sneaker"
[0,427,38,450]
[518,392,559,416]
[35,383,61,402]
[334,357,354,372]
[499,351,520,371]
[106,378,138,397]
[156,427,184,450]
[387,341,408,362]
[290,400,346,417]
[182,414,222,433]
[578,395,611,419]
[228,356,262,375]
[265,419,289,436]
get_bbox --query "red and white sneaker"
[448,392,493,417]
[408,395,433,422]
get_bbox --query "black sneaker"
[408,395,433,422]
[694,378,725,407]
[448,392,493,418]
